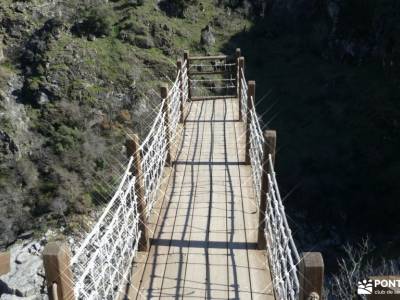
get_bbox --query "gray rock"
[0,46,4,63]
[17,231,34,241]
[87,34,96,41]
[37,93,49,105]
[200,25,215,46]
[0,241,46,298]
[0,294,43,300]
[134,35,154,49]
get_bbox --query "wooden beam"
[0,252,10,276]
[42,242,75,300]
[257,130,276,249]
[161,84,171,165]
[188,55,227,60]
[299,252,324,300]
[245,80,255,164]
[191,95,237,101]
[126,135,150,251]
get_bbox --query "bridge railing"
[42,56,190,300]
[237,53,325,300]
[184,50,237,100]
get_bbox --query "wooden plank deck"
[125,97,275,300]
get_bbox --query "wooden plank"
[206,98,229,299]
[126,96,276,300]
[181,100,214,299]
[230,97,275,300]
[224,98,253,299]
[132,99,204,299]
[159,100,210,298]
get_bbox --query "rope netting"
[248,98,264,205]
[240,68,300,300]
[240,69,248,120]
[265,155,301,300]
[71,157,141,300]
[181,60,189,108]
[70,60,189,299]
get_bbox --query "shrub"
[72,6,114,37]
[159,0,198,18]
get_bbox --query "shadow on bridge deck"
[124,97,275,300]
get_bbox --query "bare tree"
[326,237,400,300]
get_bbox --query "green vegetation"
[0,0,251,244]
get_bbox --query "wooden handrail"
[188,55,227,60]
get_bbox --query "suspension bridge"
[38,50,325,300]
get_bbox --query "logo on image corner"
[357,279,373,295]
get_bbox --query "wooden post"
[0,251,10,275]
[161,84,171,165]
[257,130,276,249]
[184,50,191,100]
[235,48,241,59]
[235,48,241,98]
[43,242,75,300]
[126,134,150,251]
[238,57,245,121]
[177,59,184,123]
[299,252,324,300]
[245,80,255,164]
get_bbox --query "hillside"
[0,0,250,249]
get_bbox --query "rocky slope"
[0,1,251,297]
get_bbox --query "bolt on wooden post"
[183,50,191,100]
[238,57,245,121]
[299,252,324,300]
[257,130,276,249]
[161,84,171,165]
[245,80,256,164]
[126,134,150,252]
[42,242,75,300]
[177,59,184,123]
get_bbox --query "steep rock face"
[255,0,400,66]
[0,76,36,250]
[0,0,249,251]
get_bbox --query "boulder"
[134,35,154,49]
[0,294,44,300]
[37,92,49,106]
[0,241,47,298]
[200,25,215,46]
